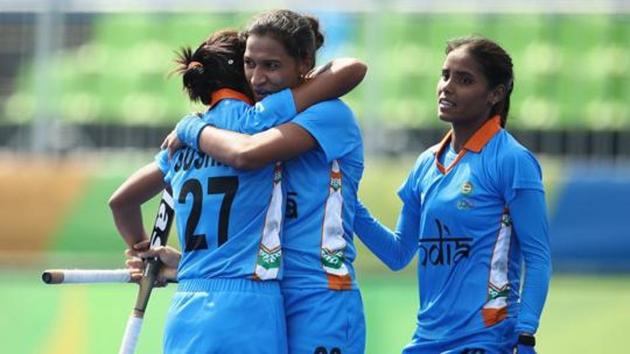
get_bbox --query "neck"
[450,119,487,152]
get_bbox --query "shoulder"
[212,98,250,111]
[207,99,251,129]
[490,130,543,185]
[493,130,540,166]
[303,99,354,120]
[408,145,438,178]
[293,98,359,136]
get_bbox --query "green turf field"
[2,155,628,353]
[2,271,629,354]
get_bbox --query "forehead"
[442,47,484,76]
[244,34,290,60]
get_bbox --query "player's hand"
[129,239,181,268]
[125,240,181,285]
[304,61,332,80]
[160,129,183,160]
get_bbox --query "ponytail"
[173,30,252,105]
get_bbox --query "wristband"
[518,333,536,347]
[175,114,208,150]
[516,344,536,354]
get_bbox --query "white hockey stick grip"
[118,314,143,354]
[42,269,131,284]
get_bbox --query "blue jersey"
[155,89,296,281]
[397,116,548,341]
[281,99,364,290]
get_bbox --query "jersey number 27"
[178,176,239,252]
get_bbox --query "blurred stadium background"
[0,1,628,353]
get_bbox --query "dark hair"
[174,30,253,105]
[244,9,324,69]
[446,36,514,127]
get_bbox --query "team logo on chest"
[461,181,473,195]
[456,181,474,210]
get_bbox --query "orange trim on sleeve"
[210,88,254,107]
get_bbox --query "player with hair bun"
[354,36,551,354]
[110,28,367,354]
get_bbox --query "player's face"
[436,47,498,127]
[244,34,309,102]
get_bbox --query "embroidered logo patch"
[457,199,474,210]
[461,181,473,195]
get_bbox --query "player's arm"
[186,122,315,170]
[108,162,167,248]
[166,58,367,169]
[292,57,366,112]
[224,57,366,138]
[354,200,419,271]
[499,149,551,350]
[509,188,551,350]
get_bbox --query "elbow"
[357,61,368,81]
[229,144,266,170]
[387,262,406,272]
[385,251,415,271]
[232,154,259,170]
[108,188,134,214]
[108,191,123,212]
[349,59,368,83]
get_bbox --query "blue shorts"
[282,287,365,354]
[163,278,287,354]
[402,318,515,354]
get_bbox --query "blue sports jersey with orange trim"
[155,89,296,281]
[396,116,548,341]
[281,99,364,290]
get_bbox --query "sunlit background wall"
[0,1,628,353]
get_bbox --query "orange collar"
[434,115,502,174]
[210,88,253,107]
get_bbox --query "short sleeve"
[499,148,544,203]
[239,88,297,134]
[154,149,173,184]
[290,100,361,162]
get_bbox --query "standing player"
[109,29,367,353]
[353,36,551,353]
[166,10,367,354]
